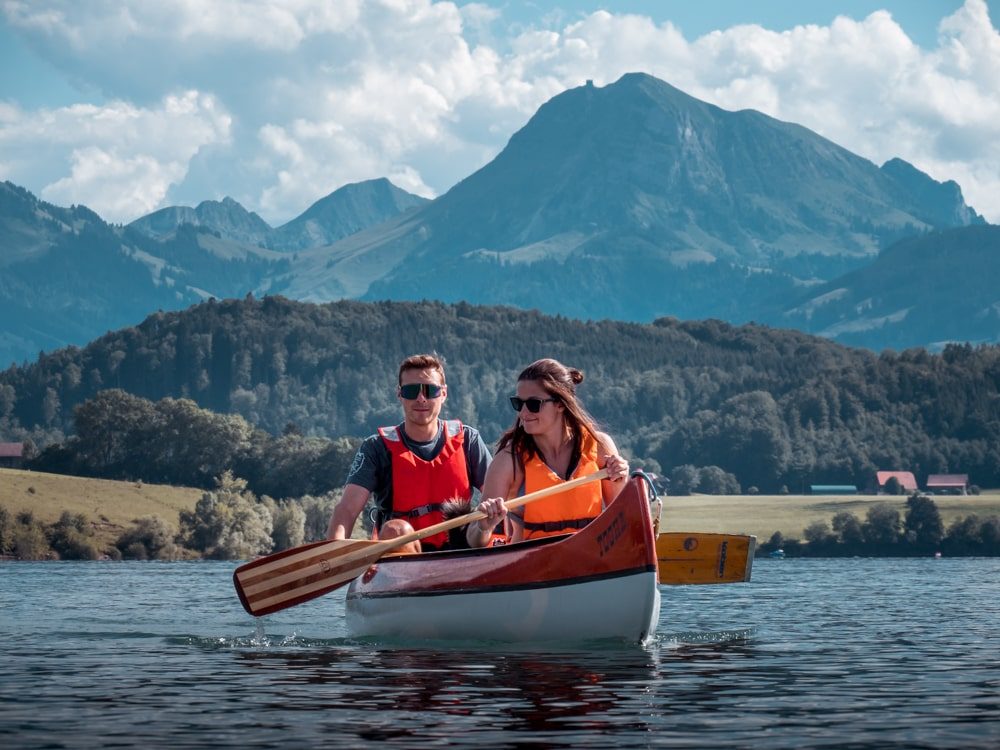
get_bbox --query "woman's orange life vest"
[520,431,604,540]
[378,419,470,550]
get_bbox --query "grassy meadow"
[659,491,1000,540]
[4,467,1000,550]
[0,468,202,549]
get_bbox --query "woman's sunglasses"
[509,396,558,413]
[399,383,445,400]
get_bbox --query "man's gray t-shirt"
[345,420,492,527]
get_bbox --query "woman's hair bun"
[568,368,584,385]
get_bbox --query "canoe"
[344,475,661,643]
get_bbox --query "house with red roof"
[876,471,918,493]
[0,442,24,469]
[926,474,969,494]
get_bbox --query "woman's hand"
[602,454,629,483]
[476,496,508,530]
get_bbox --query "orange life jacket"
[379,419,470,550]
[520,432,603,540]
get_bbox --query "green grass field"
[659,491,1000,540]
[3,467,999,549]
[0,468,203,548]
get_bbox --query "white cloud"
[0,91,231,221]
[2,0,999,223]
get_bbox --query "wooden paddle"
[233,468,609,617]
[656,532,756,585]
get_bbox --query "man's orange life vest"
[379,419,470,550]
[520,431,603,540]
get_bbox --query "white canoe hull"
[347,569,660,643]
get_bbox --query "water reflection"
[212,631,776,746]
[225,643,664,738]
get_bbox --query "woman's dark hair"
[496,358,601,466]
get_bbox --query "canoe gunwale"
[346,563,658,600]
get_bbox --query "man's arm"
[327,436,384,539]
[464,426,493,491]
[327,483,373,540]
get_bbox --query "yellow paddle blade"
[656,532,755,585]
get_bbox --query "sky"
[1,0,998,226]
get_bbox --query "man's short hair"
[398,353,446,384]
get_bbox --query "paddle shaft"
[234,468,608,616]
[370,467,610,553]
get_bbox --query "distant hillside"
[0,181,203,367]
[3,296,1000,492]
[128,178,428,251]
[781,225,1000,351]
[0,179,425,366]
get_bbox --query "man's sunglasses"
[399,383,445,400]
[509,396,558,413]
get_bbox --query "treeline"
[3,296,1000,493]
[28,389,359,499]
[0,473,349,561]
[760,494,1000,557]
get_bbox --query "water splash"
[656,626,757,648]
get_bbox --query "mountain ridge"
[0,72,991,364]
[127,177,429,252]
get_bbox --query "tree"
[832,511,864,547]
[698,465,740,495]
[116,516,181,560]
[0,505,12,555]
[943,514,983,555]
[904,494,944,551]
[11,511,50,560]
[715,391,792,492]
[73,389,160,475]
[863,503,902,548]
[48,511,99,560]
[803,520,836,553]
[271,501,306,551]
[179,472,273,559]
[300,491,340,542]
[669,465,700,495]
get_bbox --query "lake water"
[2,557,999,748]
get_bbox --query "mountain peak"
[880,157,985,227]
[270,178,429,251]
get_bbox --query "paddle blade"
[656,532,756,585]
[233,538,381,617]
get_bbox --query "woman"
[467,358,629,547]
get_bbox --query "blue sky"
[2,1,998,224]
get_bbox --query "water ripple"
[2,558,1000,748]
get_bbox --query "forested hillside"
[2,296,999,492]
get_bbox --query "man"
[327,353,492,551]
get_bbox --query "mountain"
[780,225,1000,351]
[270,178,429,251]
[128,178,428,252]
[0,181,202,367]
[277,73,981,323]
[1,74,990,363]
[0,182,290,367]
[0,179,427,367]
[129,196,273,247]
